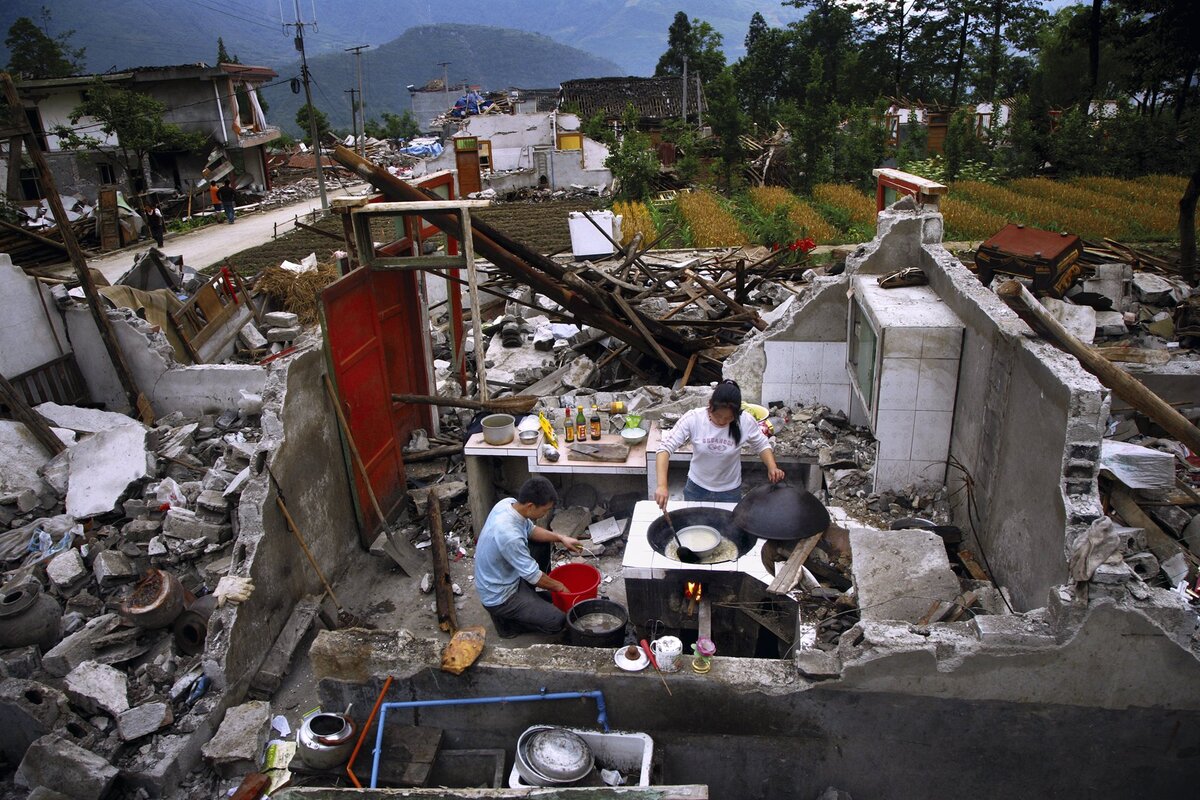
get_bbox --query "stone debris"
[65,660,130,717]
[16,733,119,800]
[201,699,271,777]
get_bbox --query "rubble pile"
[0,401,263,794]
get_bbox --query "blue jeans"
[222,201,236,224]
[683,478,742,504]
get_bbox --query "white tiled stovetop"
[622,500,854,585]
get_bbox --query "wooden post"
[0,372,66,456]
[996,279,1200,455]
[460,208,489,401]
[1,72,155,423]
[428,492,458,634]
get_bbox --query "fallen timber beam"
[330,145,711,379]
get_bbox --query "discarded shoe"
[880,266,928,289]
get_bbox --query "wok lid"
[733,483,830,541]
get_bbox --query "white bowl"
[620,427,647,444]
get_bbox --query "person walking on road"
[218,178,237,224]
[143,200,165,248]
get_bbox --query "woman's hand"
[768,467,786,484]
[655,486,669,509]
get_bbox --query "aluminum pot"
[733,483,830,541]
[481,414,515,445]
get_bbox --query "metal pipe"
[369,689,609,787]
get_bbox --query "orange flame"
[684,581,703,601]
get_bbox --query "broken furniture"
[170,269,257,363]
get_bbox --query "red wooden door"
[321,268,431,543]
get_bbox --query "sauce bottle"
[575,405,587,442]
[564,407,575,443]
[589,405,602,440]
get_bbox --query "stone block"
[122,519,162,542]
[0,646,42,679]
[265,326,301,342]
[43,614,119,677]
[117,702,173,741]
[202,700,271,777]
[262,311,299,328]
[587,517,625,545]
[16,734,118,800]
[849,528,963,624]
[65,426,153,518]
[34,403,145,436]
[1094,310,1127,337]
[47,549,89,594]
[408,481,468,515]
[65,661,129,717]
[238,322,269,350]
[563,355,597,389]
[794,648,842,678]
[164,507,232,544]
[27,788,73,800]
[92,550,137,587]
[971,615,1055,648]
[0,678,70,764]
[550,506,591,538]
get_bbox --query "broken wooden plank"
[685,269,768,331]
[428,493,458,634]
[0,371,67,456]
[956,548,992,582]
[250,595,323,696]
[766,534,823,595]
[1111,485,1200,566]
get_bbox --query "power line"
[190,0,281,33]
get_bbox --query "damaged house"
[7,62,280,200]
[0,134,1197,800]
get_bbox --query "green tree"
[51,78,206,194]
[296,103,332,145]
[732,12,793,130]
[941,107,988,180]
[654,11,726,85]
[582,112,615,147]
[4,9,85,78]
[605,104,659,201]
[706,68,744,190]
[364,111,421,141]
[831,102,890,189]
[216,37,237,64]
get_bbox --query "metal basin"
[515,726,593,786]
[646,507,755,564]
[674,525,721,556]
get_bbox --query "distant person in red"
[209,181,220,212]
[218,179,237,224]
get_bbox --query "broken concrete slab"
[849,528,963,623]
[587,517,625,545]
[117,701,173,741]
[262,311,299,328]
[65,660,130,717]
[16,733,119,800]
[0,678,71,764]
[93,550,137,586]
[265,326,302,342]
[47,549,89,594]
[1039,297,1096,344]
[1099,440,1176,490]
[563,355,597,389]
[0,421,73,498]
[550,506,591,538]
[238,322,269,350]
[65,427,153,518]
[163,507,232,543]
[409,481,467,515]
[1132,272,1175,305]
[33,403,144,436]
[201,699,271,777]
[43,614,120,677]
[1094,310,1128,337]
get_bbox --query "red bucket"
[548,563,601,611]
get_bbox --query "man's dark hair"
[517,476,558,506]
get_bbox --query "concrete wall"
[916,240,1106,610]
[39,88,114,151]
[65,305,266,416]
[205,346,359,691]
[0,256,72,379]
[311,594,1200,799]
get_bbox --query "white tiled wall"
[762,340,850,413]
[871,325,962,491]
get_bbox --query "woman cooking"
[654,379,785,508]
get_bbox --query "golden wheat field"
[939,197,1011,240]
[747,186,841,244]
[813,183,878,226]
[613,200,656,247]
[678,190,749,248]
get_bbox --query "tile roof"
[560,76,704,123]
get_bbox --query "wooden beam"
[1,72,154,423]
[767,534,823,595]
[685,269,768,331]
[0,218,70,252]
[0,371,66,456]
[428,493,458,634]
[997,280,1200,456]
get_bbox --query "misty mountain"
[261,23,621,136]
[0,1,801,78]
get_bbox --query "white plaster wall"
[40,89,114,151]
[66,305,266,416]
[582,137,610,170]
[0,257,72,378]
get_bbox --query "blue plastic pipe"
[369,688,609,787]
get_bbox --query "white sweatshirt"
[656,407,772,492]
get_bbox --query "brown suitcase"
[975,223,1083,298]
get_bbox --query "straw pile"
[254,261,339,325]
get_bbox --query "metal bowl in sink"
[516,725,593,785]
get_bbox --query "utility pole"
[286,1,327,209]
[346,44,369,157]
[345,88,359,152]
[681,54,689,126]
[695,74,703,129]
[438,61,451,109]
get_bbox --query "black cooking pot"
[566,599,628,648]
[645,507,756,561]
[733,483,830,541]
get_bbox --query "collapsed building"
[0,145,1197,800]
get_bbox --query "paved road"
[87,181,370,284]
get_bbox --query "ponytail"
[710,379,743,445]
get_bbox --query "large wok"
[733,483,830,541]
